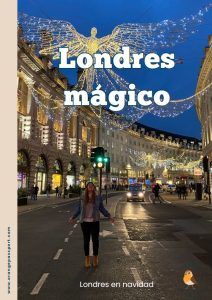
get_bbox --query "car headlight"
[138,192,143,197]
[127,192,132,197]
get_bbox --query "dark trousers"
[81,221,100,256]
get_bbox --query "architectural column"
[78,117,82,156]
[72,113,78,138]
[87,127,91,158]
[69,112,79,154]
[26,79,34,114]
[28,156,37,188]
[93,125,99,147]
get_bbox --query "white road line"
[135,248,154,280]
[64,238,69,243]
[53,249,63,260]
[30,273,49,295]
[19,199,79,215]
[131,268,142,283]
[73,224,78,228]
[162,198,171,204]
[19,206,45,215]
[157,241,167,250]
[122,245,130,256]
[69,230,73,236]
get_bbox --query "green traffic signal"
[104,157,109,163]
[97,156,103,163]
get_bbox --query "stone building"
[18,35,99,192]
[196,35,212,192]
[100,122,202,186]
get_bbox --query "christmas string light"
[129,152,201,171]
[19,5,211,58]
[31,87,76,123]
[31,88,56,121]
[18,6,212,127]
[127,144,202,170]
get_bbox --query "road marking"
[73,224,78,228]
[134,246,153,280]
[64,238,69,243]
[146,268,153,279]
[19,206,45,215]
[99,230,113,237]
[157,241,167,250]
[19,199,80,215]
[131,268,142,283]
[162,198,171,204]
[69,230,73,236]
[30,273,49,295]
[53,249,63,260]
[122,246,130,256]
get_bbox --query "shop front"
[35,155,47,193]
[66,162,76,188]
[52,159,63,189]
[18,150,30,189]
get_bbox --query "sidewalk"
[162,192,212,210]
[18,191,123,214]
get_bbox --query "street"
[18,192,212,300]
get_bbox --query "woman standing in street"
[69,182,114,268]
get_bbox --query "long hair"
[84,182,96,204]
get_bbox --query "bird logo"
[183,270,197,287]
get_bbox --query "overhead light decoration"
[18,5,212,129]
[128,146,202,171]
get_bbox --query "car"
[167,184,176,194]
[126,184,145,202]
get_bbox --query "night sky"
[18,0,212,139]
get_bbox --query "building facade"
[100,122,202,186]
[18,35,99,192]
[18,33,202,193]
[196,35,212,192]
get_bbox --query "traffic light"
[90,147,110,171]
[104,156,110,173]
[97,162,104,168]
[97,156,103,163]
[91,147,105,168]
[103,157,109,163]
